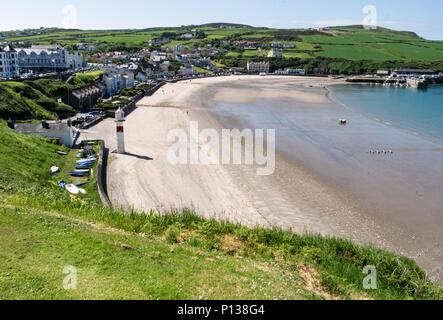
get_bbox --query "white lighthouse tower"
[115,106,126,154]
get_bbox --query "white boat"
[50,166,59,173]
[76,158,97,164]
[65,184,80,195]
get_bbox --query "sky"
[1,0,442,40]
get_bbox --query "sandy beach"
[80,75,442,284]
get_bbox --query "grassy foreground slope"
[0,122,442,300]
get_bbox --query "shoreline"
[81,75,442,284]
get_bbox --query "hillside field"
[4,25,443,62]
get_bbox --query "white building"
[77,44,97,51]
[247,61,270,74]
[274,69,289,75]
[119,68,135,89]
[0,45,19,78]
[286,68,306,75]
[103,70,123,97]
[16,45,82,72]
[181,34,194,40]
[67,52,84,70]
[174,44,185,53]
[150,51,167,62]
[175,54,187,63]
[14,122,75,147]
[267,49,283,58]
[179,65,196,76]
[160,61,170,72]
[102,68,135,97]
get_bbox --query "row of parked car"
[71,111,101,126]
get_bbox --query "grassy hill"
[4,25,443,62]
[4,24,443,74]
[0,121,442,300]
[0,80,75,120]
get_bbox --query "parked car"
[71,120,83,126]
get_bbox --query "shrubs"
[0,81,75,120]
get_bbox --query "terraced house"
[0,45,19,78]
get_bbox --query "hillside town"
[1,27,442,116]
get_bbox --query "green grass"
[68,70,106,87]
[0,121,442,300]
[0,80,75,120]
[194,67,211,74]
[317,44,400,61]
[0,207,312,300]
[242,49,267,57]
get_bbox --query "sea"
[328,84,443,143]
[212,83,443,282]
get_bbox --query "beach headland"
[81,75,443,284]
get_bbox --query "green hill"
[4,25,443,61]
[0,80,75,120]
[4,24,443,74]
[0,122,442,300]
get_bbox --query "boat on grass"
[75,181,89,187]
[76,163,94,169]
[70,170,90,177]
[65,184,80,194]
[77,158,97,164]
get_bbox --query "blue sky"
[1,0,442,40]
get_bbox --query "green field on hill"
[4,25,443,63]
[0,121,442,300]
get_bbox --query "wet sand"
[81,75,442,284]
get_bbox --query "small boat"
[339,119,347,125]
[75,181,89,187]
[58,181,67,188]
[76,160,95,165]
[57,151,68,156]
[70,170,90,177]
[78,156,97,161]
[76,164,94,169]
[77,159,96,163]
[65,184,80,195]
[50,166,59,173]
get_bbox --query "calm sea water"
[328,84,443,143]
[212,83,443,281]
